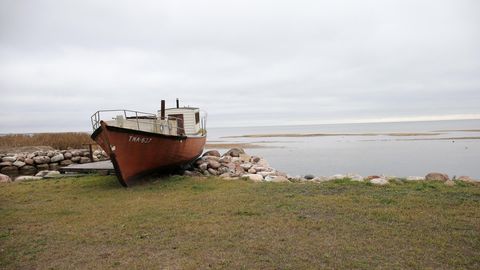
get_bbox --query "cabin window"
[195,112,200,124]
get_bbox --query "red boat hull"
[91,121,206,187]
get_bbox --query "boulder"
[46,151,55,158]
[0,161,13,168]
[202,150,221,157]
[0,173,11,183]
[207,160,221,169]
[36,164,49,171]
[71,156,81,163]
[257,171,276,177]
[15,176,43,182]
[245,174,263,182]
[224,148,245,157]
[329,174,346,180]
[33,156,50,164]
[50,154,64,163]
[1,166,19,176]
[304,174,315,180]
[444,180,455,186]
[425,172,449,181]
[26,153,35,159]
[12,161,26,168]
[365,175,381,180]
[370,177,389,185]
[250,156,261,163]
[238,154,251,162]
[219,156,232,163]
[240,163,252,170]
[79,157,91,164]
[63,152,73,159]
[198,163,208,171]
[270,176,290,183]
[43,171,61,178]
[19,165,37,176]
[346,174,364,181]
[35,170,50,177]
[24,158,34,165]
[457,176,475,182]
[247,168,256,174]
[49,163,59,171]
[207,168,218,175]
[2,156,17,162]
[60,160,73,166]
[406,176,424,181]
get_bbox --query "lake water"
[208,119,480,178]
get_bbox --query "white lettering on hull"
[128,136,152,144]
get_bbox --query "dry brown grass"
[0,133,95,150]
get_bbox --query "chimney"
[176,98,179,108]
[160,100,165,120]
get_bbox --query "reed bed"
[0,132,95,150]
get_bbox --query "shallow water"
[208,119,480,178]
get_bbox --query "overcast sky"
[1,0,479,133]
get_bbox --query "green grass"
[1,176,479,269]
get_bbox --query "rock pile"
[0,149,108,178]
[184,148,290,182]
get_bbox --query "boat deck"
[59,160,115,174]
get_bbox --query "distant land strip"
[205,143,275,149]
[222,132,443,138]
[432,129,480,132]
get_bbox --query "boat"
[90,99,207,187]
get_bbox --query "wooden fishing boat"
[90,99,207,187]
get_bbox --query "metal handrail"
[91,109,207,136]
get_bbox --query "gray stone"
[444,180,455,186]
[0,173,11,183]
[304,174,315,180]
[457,176,475,182]
[49,163,59,171]
[36,164,50,170]
[198,163,208,171]
[270,176,290,183]
[71,156,81,163]
[219,156,232,163]
[2,156,17,162]
[24,158,34,165]
[329,174,346,180]
[207,168,218,175]
[240,163,252,170]
[12,161,26,168]
[0,161,13,168]
[46,151,55,158]
[19,165,37,176]
[1,166,19,177]
[245,174,263,182]
[15,176,43,182]
[247,168,256,174]
[33,156,50,164]
[224,148,245,157]
[238,154,251,162]
[50,154,64,163]
[370,178,389,185]
[202,150,221,157]
[406,176,424,181]
[64,152,73,159]
[207,160,221,169]
[79,157,91,164]
[35,170,50,177]
[346,173,364,181]
[60,160,73,166]
[43,171,61,178]
[26,153,35,159]
[250,156,261,163]
[425,172,449,181]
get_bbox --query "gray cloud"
[1,0,479,132]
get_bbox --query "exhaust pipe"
[160,100,165,120]
[176,98,179,108]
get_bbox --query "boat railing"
[91,109,186,135]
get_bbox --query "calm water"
[208,119,480,178]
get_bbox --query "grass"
[1,176,479,269]
[0,132,95,150]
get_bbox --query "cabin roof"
[164,107,199,110]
